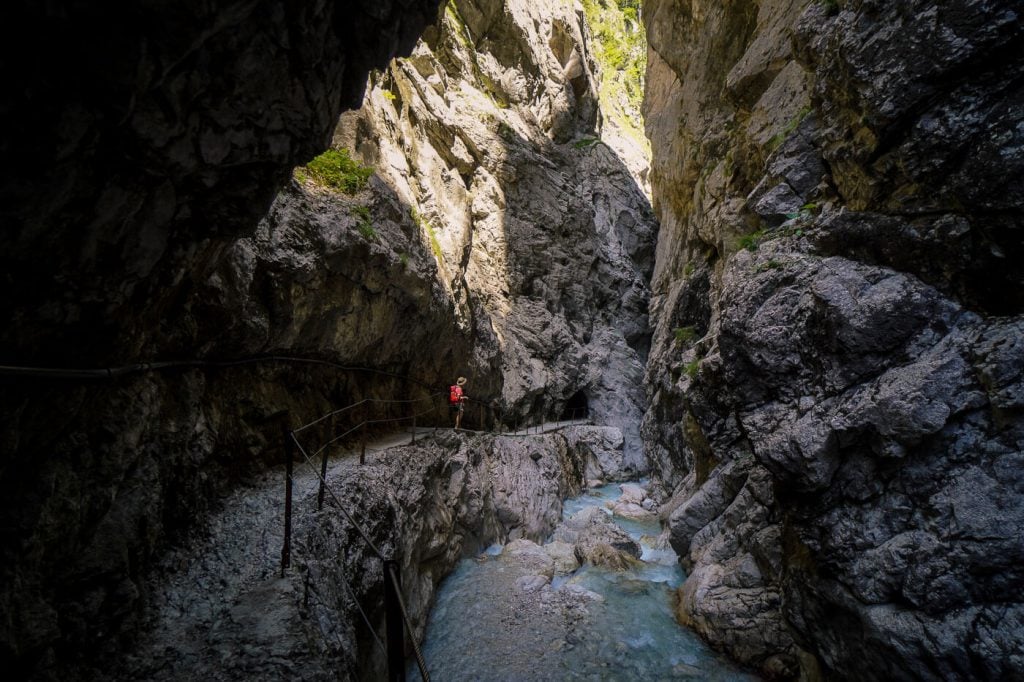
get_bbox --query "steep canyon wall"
[642,0,1023,679]
[329,0,656,462]
[0,0,655,678]
[1,1,445,677]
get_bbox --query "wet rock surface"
[642,0,1024,678]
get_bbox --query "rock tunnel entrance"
[560,390,589,421]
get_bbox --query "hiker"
[449,376,468,429]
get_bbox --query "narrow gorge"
[1,1,1021,681]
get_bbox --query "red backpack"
[449,385,461,404]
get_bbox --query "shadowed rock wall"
[642,0,1023,679]
[0,1,442,678]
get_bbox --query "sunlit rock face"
[642,0,1024,678]
[323,0,657,466]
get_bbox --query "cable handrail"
[363,403,439,427]
[0,355,443,393]
[291,421,433,680]
[340,569,387,656]
[279,379,591,681]
[387,563,430,681]
[293,392,447,434]
[305,401,442,459]
[291,432,386,561]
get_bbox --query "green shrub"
[497,121,517,142]
[756,259,784,273]
[412,207,444,261]
[358,222,378,240]
[674,326,697,344]
[818,0,840,15]
[684,359,701,378]
[302,148,374,194]
[738,229,767,252]
[351,205,377,241]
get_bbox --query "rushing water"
[410,482,761,681]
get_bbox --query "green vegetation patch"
[301,148,374,194]
[817,0,841,16]
[351,205,377,241]
[767,106,813,152]
[756,259,785,273]
[411,207,443,261]
[581,0,648,146]
[738,229,768,252]
[674,326,698,344]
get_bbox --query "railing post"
[281,420,294,577]
[360,420,367,465]
[384,559,406,682]
[317,445,329,510]
[410,413,416,444]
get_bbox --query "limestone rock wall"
[642,0,1023,679]
[331,0,658,466]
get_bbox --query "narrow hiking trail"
[113,420,589,679]
[114,428,425,679]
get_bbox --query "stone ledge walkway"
[112,421,586,679]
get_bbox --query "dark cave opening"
[560,390,589,421]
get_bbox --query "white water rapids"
[410,482,761,680]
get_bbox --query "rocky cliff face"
[329,0,657,463]
[1,1,445,677]
[0,0,655,678]
[642,0,1023,679]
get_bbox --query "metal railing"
[3,354,594,680]
[280,391,592,681]
[281,392,443,682]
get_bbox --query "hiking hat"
[457,376,467,386]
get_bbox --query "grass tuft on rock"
[300,148,374,194]
[674,326,697,344]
